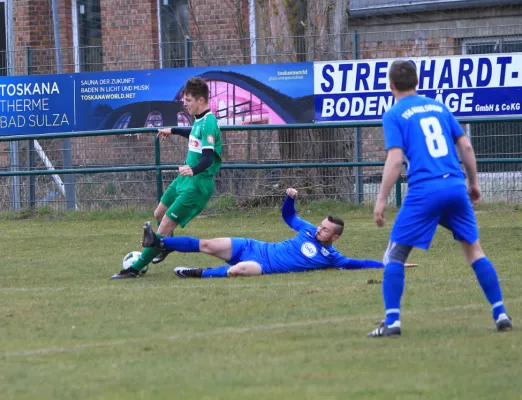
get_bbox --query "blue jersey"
[382,95,465,186]
[262,215,353,274]
[229,197,382,274]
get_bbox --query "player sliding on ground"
[140,188,416,278]
[367,60,512,337]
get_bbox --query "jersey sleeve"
[201,116,219,151]
[281,196,316,232]
[446,108,465,142]
[330,253,384,269]
[382,111,404,151]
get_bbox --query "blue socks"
[472,257,506,320]
[202,266,230,278]
[159,238,230,278]
[382,262,405,326]
[161,237,200,252]
[380,257,507,326]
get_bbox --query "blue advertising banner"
[3,54,521,135]
[314,54,522,122]
[1,62,314,136]
[0,74,75,135]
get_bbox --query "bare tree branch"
[187,0,213,65]
[222,0,250,63]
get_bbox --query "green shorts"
[160,175,214,228]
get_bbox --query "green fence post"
[395,176,402,207]
[155,135,164,203]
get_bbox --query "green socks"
[131,233,164,271]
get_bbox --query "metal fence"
[1,120,521,212]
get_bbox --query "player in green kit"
[110,77,222,279]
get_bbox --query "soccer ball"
[123,251,148,275]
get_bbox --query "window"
[174,79,286,126]
[176,111,192,127]
[160,0,189,68]
[144,111,164,127]
[462,38,522,172]
[350,0,521,17]
[113,112,132,129]
[78,0,103,72]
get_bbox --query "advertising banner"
[0,74,75,135]
[1,62,314,136]
[314,53,522,122]
[2,54,521,135]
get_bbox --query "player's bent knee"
[154,209,165,222]
[227,266,243,276]
[384,242,413,265]
[228,262,262,276]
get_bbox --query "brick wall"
[12,0,252,73]
[189,0,251,66]
[100,0,160,71]
[57,0,75,73]
[358,37,456,60]
[13,0,54,75]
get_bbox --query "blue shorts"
[227,238,271,273]
[391,178,479,249]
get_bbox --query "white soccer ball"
[123,251,148,275]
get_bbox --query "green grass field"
[1,204,521,400]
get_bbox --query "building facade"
[6,0,250,75]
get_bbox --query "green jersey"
[186,112,222,178]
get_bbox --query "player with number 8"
[367,60,512,337]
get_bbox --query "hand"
[157,128,171,141]
[178,165,194,177]
[286,188,298,199]
[468,183,482,206]
[374,198,386,227]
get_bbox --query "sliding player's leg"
[174,261,263,278]
[143,221,234,260]
[173,238,266,279]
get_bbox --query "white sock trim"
[385,308,401,315]
[492,301,504,309]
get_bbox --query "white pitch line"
[0,281,316,294]
[5,274,518,294]
[1,297,519,359]
[0,287,66,292]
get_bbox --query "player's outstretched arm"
[331,254,418,270]
[331,254,384,270]
[157,127,190,140]
[281,188,314,231]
